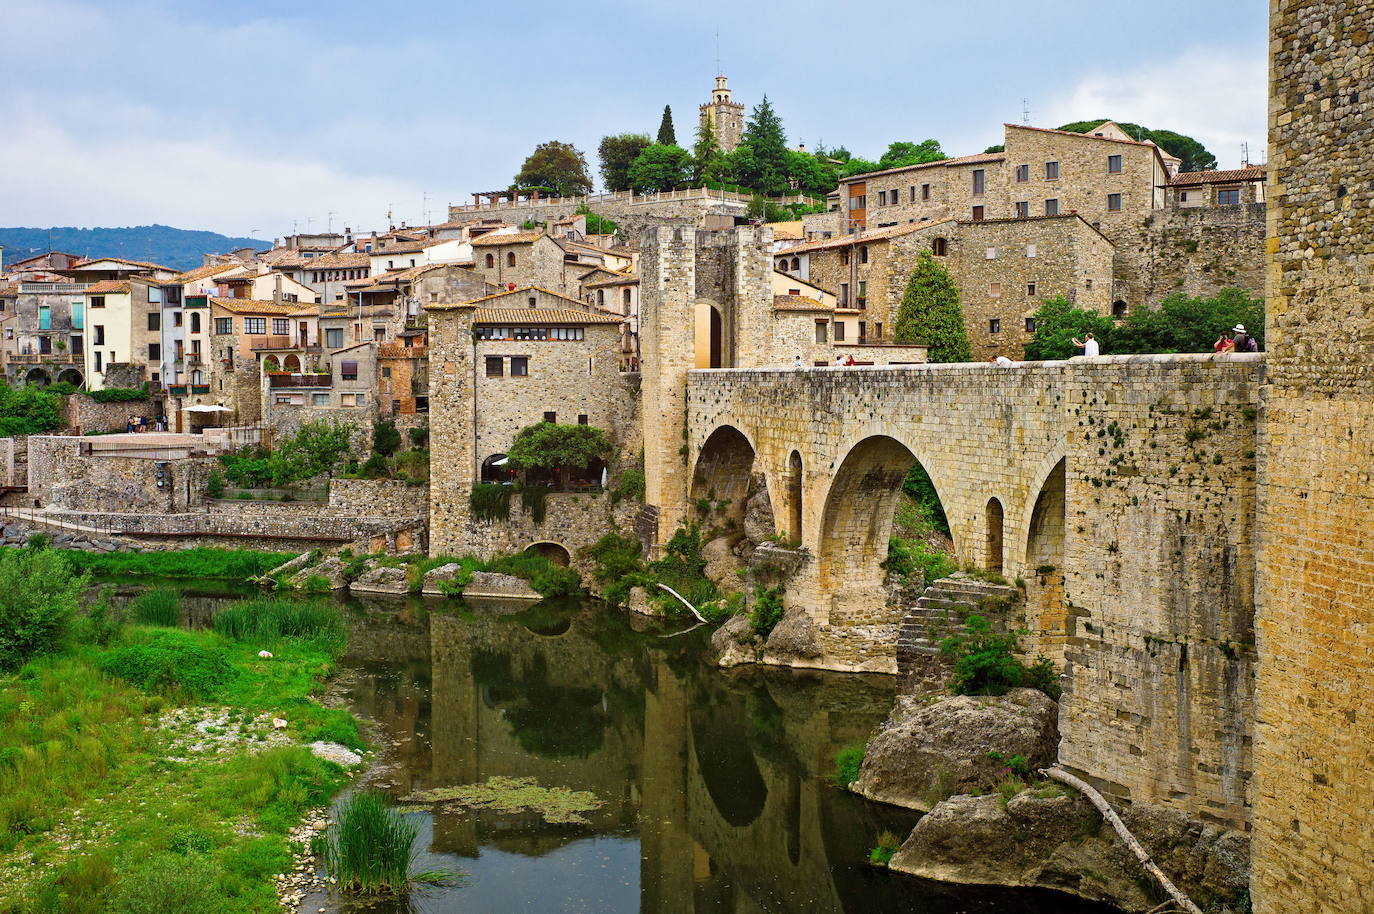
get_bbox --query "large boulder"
[889,790,1251,913]
[709,614,762,667]
[742,482,774,545]
[853,689,1058,811]
[701,536,743,589]
[462,571,541,601]
[421,562,463,595]
[266,551,314,581]
[763,607,821,662]
[350,563,410,595]
[627,586,659,617]
[288,555,348,590]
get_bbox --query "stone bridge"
[678,354,1262,828]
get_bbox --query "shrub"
[372,419,401,457]
[57,547,291,580]
[205,470,225,499]
[519,484,551,523]
[583,532,645,607]
[408,427,429,448]
[98,631,238,698]
[74,585,124,646]
[893,250,971,362]
[0,382,64,437]
[748,586,785,637]
[610,467,645,503]
[645,524,717,611]
[360,453,390,479]
[89,383,149,404]
[1023,296,1116,361]
[901,462,950,536]
[868,830,901,866]
[108,852,224,914]
[485,552,582,598]
[1024,654,1063,701]
[470,483,512,522]
[939,615,1062,700]
[212,597,343,643]
[0,547,87,671]
[132,587,182,627]
[316,792,420,896]
[883,537,956,588]
[833,742,865,787]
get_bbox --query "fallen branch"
[654,583,708,623]
[1040,766,1202,914]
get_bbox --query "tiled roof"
[474,307,623,325]
[469,231,542,247]
[70,256,174,272]
[1169,166,1266,187]
[460,285,588,308]
[779,220,953,255]
[83,280,130,295]
[766,220,805,240]
[772,294,832,312]
[1004,123,1156,149]
[210,297,300,315]
[582,273,640,289]
[171,262,242,284]
[303,251,371,269]
[0,283,20,297]
[840,152,1005,183]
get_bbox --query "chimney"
[273,273,283,306]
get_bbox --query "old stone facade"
[698,74,745,152]
[1252,1,1374,911]
[0,281,87,387]
[446,190,749,239]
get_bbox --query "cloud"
[1038,46,1267,168]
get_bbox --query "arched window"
[484,253,495,269]
[481,453,512,484]
[1112,300,1128,318]
[190,312,201,333]
[623,288,632,307]
[262,355,280,372]
[932,237,948,256]
[791,257,800,271]
[506,252,516,267]
[985,498,1004,574]
[191,369,204,385]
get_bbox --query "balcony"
[249,336,302,351]
[268,373,332,389]
[191,385,210,394]
[168,385,187,396]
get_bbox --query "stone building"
[1166,165,1267,208]
[698,74,746,152]
[0,278,88,386]
[1252,0,1374,910]
[82,277,163,390]
[208,297,301,422]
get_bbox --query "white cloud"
[1038,46,1267,169]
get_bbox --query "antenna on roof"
[423,191,431,226]
[1241,141,1250,168]
[328,212,337,233]
[1022,98,1031,125]
[715,29,720,74]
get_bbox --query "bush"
[108,852,224,914]
[833,742,865,787]
[316,792,420,896]
[519,484,551,523]
[89,383,149,404]
[408,427,429,448]
[98,630,238,698]
[883,537,956,588]
[212,596,344,643]
[610,467,645,504]
[0,382,64,437]
[583,532,645,607]
[506,422,611,473]
[372,419,401,457]
[748,586,785,637]
[205,469,225,499]
[1023,296,1116,361]
[360,453,390,479]
[470,483,512,522]
[132,587,182,627]
[485,552,582,598]
[939,615,1061,700]
[74,585,124,646]
[0,547,87,671]
[901,462,949,536]
[58,547,291,580]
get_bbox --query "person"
[794,355,804,369]
[1231,324,1250,352]
[834,354,844,367]
[992,355,1013,366]
[844,354,857,366]
[1072,332,1100,357]
[1214,333,1235,354]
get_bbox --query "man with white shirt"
[1072,332,1100,357]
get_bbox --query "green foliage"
[1023,296,1116,361]
[515,140,594,197]
[939,615,1062,700]
[74,585,124,646]
[484,552,582,598]
[648,525,718,611]
[894,250,971,362]
[627,143,694,193]
[575,203,619,235]
[583,532,646,607]
[656,104,676,145]
[219,419,353,487]
[0,547,87,671]
[408,426,429,448]
[735,95,790,195]
[611,467,645,503]
[883,537,957,588]
[317,792,421,895]
[1055,119,1217,171]
[371,418,401,457]
[470,483,513,522]
[98,630,238,698]
[876,139,946,169]
[868,830,901,866]
[132,587,182,627]
[1112,288,1265,353]
[107,852,224,914]
[902,461,950,536]
[89,383,149,403]
[211,596,344,644]
[747,193,797,223]
[519,484,551,524]
[691,116,723,184]
[597,134,652,192]
[360,453,389,479]
[0,382,64,436]
[833,742,865,787]
[58,546,290,580]
[984,144,1005,153]
[506,421,611,472]
[204,469,224,499]
[749,585,785,637]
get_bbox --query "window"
[840,249,850,266]
[1180,191,1189,202]
[921,183,930,200]
[341,393,365,407]
[340,359,358,380]
[1015,164,1029,183]
[506,252,516,267]
[1107,193,1122,212]
[985,247,998,259]
[972,205,985,221]
[148,287,162,304]
[989,318,1001,333]
[381,366,392,378]
[313,393,330,405]
[172,311,184,328]
[1086,278,1094,290]
[91,295,105,309]
[972,169,986,195]
[932,237,948,256]
[1026,243,1037,257]
[1045,199,1060,216]
[527,295,538,308]
[373,328,385,342]
[38,306,50,330]
[815,321,828,343]
[71,336,82,355]
[1217,188,1241,205]
[577,414,588,425]
[190,312,201,333]
[484,253,495,268]
[94,351,102,372]
[1014,201,1029,218]
[147,312,160,331]
[1045,161,1059,180]
[148,343,161,360]
[415,396,429,412]
[1107,154,1123,174]
[325,328,343,348]
[990,283,1002,298]
[1112,300,1128,318]
[839,282,849,307]
[1026,317,1037,332]
[272,318,289,335]
[860,246,869,264]
[485,356,503,377]
[848,195,866,210]
[835,321,847,342]
[71,302,83,329]
[877,190,886,206]
[94,325,105,345]
[511,357,528,377]
[543,411,556,423]
[857,281,867,309]
[1027,282,1037,297]
[909,185,917,202]
[244,317,266,335]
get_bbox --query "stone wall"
[1126,204,1267,306]
[28,436,213,513]
[63,393,155,434]
[328,478,429,518]
[448,192,747,237]
[1251,2,1374,911]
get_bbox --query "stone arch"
[484,253,495,269]
[24,367,51,386]
[481,453,513,484]
[55,368,83,387]
[1024,457,1067,661]
[689,424,767,530]
[282,354,301,372]
[525,541,571,566]
[985,497,1005,573]
[785,450,803,541]
[506,252,516,267]
[1112,300,1128,318]
[262,355,280,372]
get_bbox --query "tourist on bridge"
[1072,333,1100,357]
[1214,333,1236,353]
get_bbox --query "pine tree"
[740,95,788,195]
[894,251,972,362]
[657,106,676,146]
[692,115,720,183]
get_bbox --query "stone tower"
[699,75,745,153]
[1252,1,1374,911]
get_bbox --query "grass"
[868,830,901,866]
[833,742,866,788]
[58,548,293,581]
[0,593,360,911]
[131,587,182,627]
[315,791,454,896]
[212,596,344,645]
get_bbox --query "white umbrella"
[491,456,509,466]
[184,404,232,413]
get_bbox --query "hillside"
[0,225,270,273]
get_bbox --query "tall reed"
[132,587,182,627]
[317,792,419,895]
[212,597,342,643]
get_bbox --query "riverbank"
[0,574,363,912]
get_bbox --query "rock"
[308,741,362,767]
[853,688,1059,811]
[742,481,774,545]
[288,555,348,590]
[258,650,273,659]
[272,718,288,730]
[266,552,314,580]
[701,536,743,589]
[350,563,410,595]
[763,607,821,662]
[627,585,658,617]
[710,613,762,667]
[888,789,1250,914]
[462,571,541,601]
[420,562,463,595]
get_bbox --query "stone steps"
[897,576,1023,678]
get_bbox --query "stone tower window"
[484,253,494,268]
[507,252,516,267]
[1045,161,1059,180]
[932,237,948,256]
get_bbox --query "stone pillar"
[1252,2,1374,911]
[640,225,696,546]
[731,225,778,367]
[425,304,476,557]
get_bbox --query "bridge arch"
[984,497,1005,573]
[524,541,571,566]
[689,424,773,533]
[1023,456,1068,662]
[23,367,51,386]
[784,450,803,542]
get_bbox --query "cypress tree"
[894,250,972,362]
[657,105,676,146]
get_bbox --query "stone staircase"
[897,575,1023,681]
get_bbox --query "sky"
[0,0,1268,242]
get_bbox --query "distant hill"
[0,225,271,273]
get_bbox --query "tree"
[0,548,87,671]
[1022,297,1115,361]
[506,422,611,473]
[839,156,883,178]
[372,418,401,457]
[784,149,832,197]
[1055,119,1217,172]
[515,141,593,197]
[656,105,676,146]
[1112,289,1264,353]
[877,140,946,170]
[737,95,790,195]
[627,144,693,193]
[268,419,355,484]
[597,134,651,192]
[894,251,971,362]
[0,383,64,437]
[692,116,722,183]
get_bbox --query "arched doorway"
[56,368,83,387]
[24,368,51,386]
[525,542,571,566]
[1025,458,1067,663]
[709,306,722,368]
[786,451,803,542]
[262,355,280,372]
[985,497,1005,574]
[481,453,513,484]
[1112,300,1128,318]
[690,425,765,529]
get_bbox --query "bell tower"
[699,74,745,153]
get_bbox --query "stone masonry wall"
[448,194,747,237]
[327,478,429,518]
[63,393,156,434]
[1252,2,1374,911]
[1127,204,1268,306]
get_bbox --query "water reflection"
[311,594,1117,914]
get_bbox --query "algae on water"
[405,776,602,825]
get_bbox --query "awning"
[491,457,509,466]
[184,404,232,413]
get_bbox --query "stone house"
[0,279,88,386]
[377,333,429,416]
[580,272,640,367]
[214,270,317,305]
[82,276,164,390]
[469,231,626,300]
[1166,165,1267,208]
[208,297,302,422]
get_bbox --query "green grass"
[868,830,901,866]
[316,792,424,895]
[58,548,294,581]
[833,742,866,788]
[131,587,182,627]
[212,596,344,645]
